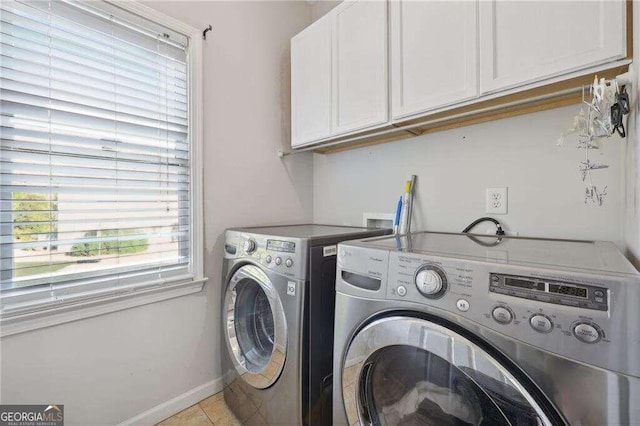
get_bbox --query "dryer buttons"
[492,306,513,324]
[274,257,282,266]
[456,299,470,312]
[529,314,553,333]
[265,255,272,264]
[285,258,293,268]
[396,285,407,297]
[573,322,602,344]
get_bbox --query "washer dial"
[414,265,448,298]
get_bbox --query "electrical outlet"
[486,187,508,215]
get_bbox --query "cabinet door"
[291,18,332,147]
[480,0,626,94]
[332,0,388,135]
[390,1,478,120]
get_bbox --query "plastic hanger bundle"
[558,76,629,206]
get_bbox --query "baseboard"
[118,377,223,426]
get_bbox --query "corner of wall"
[623,1,640,270]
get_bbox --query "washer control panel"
[338,237,640,378]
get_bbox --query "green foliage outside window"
[69,229,148,257]
[13,192,58,244]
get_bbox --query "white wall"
[0,2,313,425]
[314,105,625,246]
[623,1,640,268]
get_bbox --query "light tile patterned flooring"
[156,391,242,426]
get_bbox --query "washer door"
[343,316,559,425]
[225,264,287,389]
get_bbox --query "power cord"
[462,217,505,236]
[462,217,505,247]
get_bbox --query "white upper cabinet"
[332,0,388,135]
[479,0,627,94]
[390,1,478,119]
[290,0,629,150]
[291,18,332,148]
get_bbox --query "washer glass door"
[343,316,558,425]
[225,264,287,389]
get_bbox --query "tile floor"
[156,391,242,426]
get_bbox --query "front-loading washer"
[221,225,389,425]
[333,231,640,425]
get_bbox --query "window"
[0,0,203,328]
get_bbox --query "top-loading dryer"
[221,225,390,425]
[333,231,640,425]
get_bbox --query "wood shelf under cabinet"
[312,64,630,155]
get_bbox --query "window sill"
[0,277,208,337]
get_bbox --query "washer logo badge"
[287,281,296,296]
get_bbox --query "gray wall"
[0,2,313,424]
[310,0,341,20]
[310,0,630,250]
[314,105,625,245]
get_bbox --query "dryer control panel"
[224,230,308,280]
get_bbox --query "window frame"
[0,0,206,337]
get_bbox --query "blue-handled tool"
[394,196,402,234]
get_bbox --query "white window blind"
[0,0,193,315]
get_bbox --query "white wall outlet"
[486,187,508,215]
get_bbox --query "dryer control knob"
[492,306,513,324]
[244,239,257,254]
[530,314,553,333]
[573,322,602,344]
[414,265,447,298]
